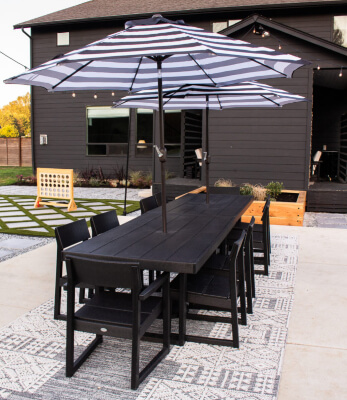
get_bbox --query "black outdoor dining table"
[63,193,253,344]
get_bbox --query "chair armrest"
[139,272,169,301]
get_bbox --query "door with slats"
[182,110,202,179]
[339,113,347,183]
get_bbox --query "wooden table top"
[63,194,253,274]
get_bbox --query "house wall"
[31,8,347,189]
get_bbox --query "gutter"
[21,28,36,173]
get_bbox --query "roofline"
[222,14,347,57]
[13,0,347,29]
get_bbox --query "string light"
[278,43,282,50]
[72,92,76,98]
[317,65,320,70]
[339,67,343,77]
[94,93,98,99]
[111,91,115,96]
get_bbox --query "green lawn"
[0,167,33,186]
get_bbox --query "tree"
[0,93,31,137]
[0,125,19,137]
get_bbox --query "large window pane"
[164,110,181,157]
[334,16,347,47]
[87,107,129,156]
[136,109,153,156]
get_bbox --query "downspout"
[21,28,35,173]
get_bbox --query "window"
[164,110,181,157]
[136,109,153,156]
[212,20,241,33]
[57,32,70,46]
[86,107,129,156]
[333,16,347,47]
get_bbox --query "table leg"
[179,273,187,346]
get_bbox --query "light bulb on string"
[317,65,321,70]
[339,68,343,77]
[94,93,98,99]
[278,43,282,50]
[72,92,76,98]
[111,92,115,97]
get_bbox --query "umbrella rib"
[261,95,281,106]
[188,54,217,86]
[216,95,222,109]
[51,60,93,89]
[129,57,143,92]
[252,59,287,77]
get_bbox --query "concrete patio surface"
[0,224,345,399]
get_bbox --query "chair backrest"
[90,210,120,237]
[154,192,162,207]
[66,255,141,290]
[228,229,246,269]
[312,150,322,173]
[245,216,255,246]
[55,219,90,252]
[195,148,203,166]
[140,195,158,214]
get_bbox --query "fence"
[0,137,32,167]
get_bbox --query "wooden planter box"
[241,190,307,226]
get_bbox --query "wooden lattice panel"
[35,168,77,211]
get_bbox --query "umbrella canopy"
[113,81,306,203]
[4,15,309,232]
[114,81,306,110]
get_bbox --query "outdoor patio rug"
[0,195,140,237]
[0,234,298,400]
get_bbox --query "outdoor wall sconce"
[40,134,48,145]
[137,139,147,149]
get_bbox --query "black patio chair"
[204,217,255,314]
[140,195,159,214]
[235,198,271,275]
[90,210,120,237]
[154,192,162,207]
[65,256,170,390]
[170,230,247,348]
[54,219,90,320]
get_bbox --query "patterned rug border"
[0,233,298,400]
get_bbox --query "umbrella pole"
[205,97,210,204]
[123,110,131,215]
[157,58,167,233]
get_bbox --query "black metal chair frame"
[54,219,90,320]
[171,230,247,348]
[65,256,170,390]
[90,210,120,237]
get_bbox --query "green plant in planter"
[265,181,283,200]
[240,184,253,196]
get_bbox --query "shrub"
[252,184,267,201]
[214,178,235,187]
[89,177,101,187]
[265,181,284,200]
[240,184,253,196]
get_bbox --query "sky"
[0,0,87,108]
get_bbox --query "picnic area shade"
[113,81,307,202]
[4,15,309,232]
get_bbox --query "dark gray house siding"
[27,4,347,190]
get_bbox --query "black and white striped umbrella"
[114,81,306,203]
[4,15,309,232]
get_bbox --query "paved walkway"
[0,186,346,398]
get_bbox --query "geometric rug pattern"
[0,234,298,399]
[0,195,140,237]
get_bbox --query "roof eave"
[222,14,347,57]
[13,0,347,29]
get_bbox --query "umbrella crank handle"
[154,145,167,162]
[203,152,211,164]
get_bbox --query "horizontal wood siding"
[31,9,347,189]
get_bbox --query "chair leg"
[54,259,64,320]
[131,335,140,390]
[244,245,253,314]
